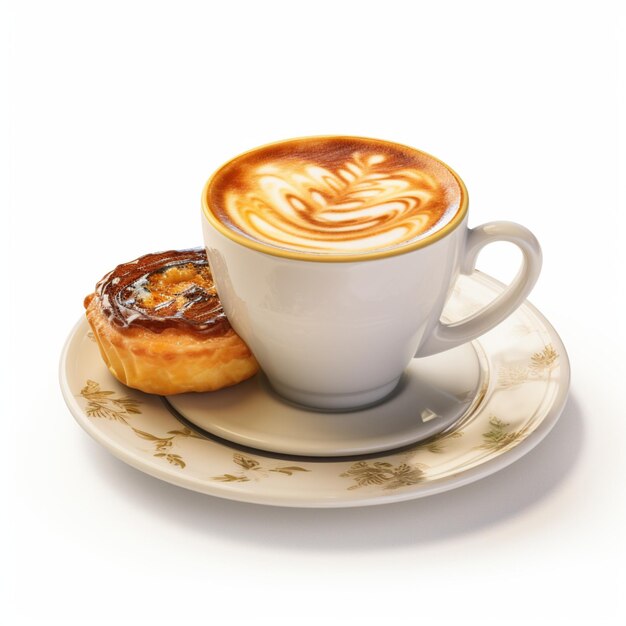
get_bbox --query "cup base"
[166,340,488,457]
[268,378,402,413]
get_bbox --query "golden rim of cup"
[201,135,469,263]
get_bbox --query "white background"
[3,1,625,625]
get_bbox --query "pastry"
[84,248,258,394]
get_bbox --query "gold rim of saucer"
[201,135,469,263]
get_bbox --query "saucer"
[60,271,570,508]
[165,340,488,456]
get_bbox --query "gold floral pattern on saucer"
[212,454,310,483]
[80,380,141,422]
[79,380,205,469]
[340,460,427,491]
[497,344,559,389]
[478,417,527,452]
[60,272,570,508]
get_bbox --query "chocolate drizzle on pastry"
[89,248,230,335]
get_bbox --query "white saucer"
[60,271,570,508]
[166,340,487,456]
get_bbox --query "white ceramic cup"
[201,138,542,411]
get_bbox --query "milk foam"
[209,138,462,254]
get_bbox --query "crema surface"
[207,137,463,255]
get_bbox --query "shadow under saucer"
[84,393,583,550]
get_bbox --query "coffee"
[206,136,463,255]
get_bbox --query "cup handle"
[416,221,542,357]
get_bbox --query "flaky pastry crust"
[85,294,258,394]
[83,249,258,395]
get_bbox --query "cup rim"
[201,135,469,263]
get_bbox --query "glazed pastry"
[84,248,258,394]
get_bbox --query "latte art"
[225,155,444,252]
[207,137,463,255]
